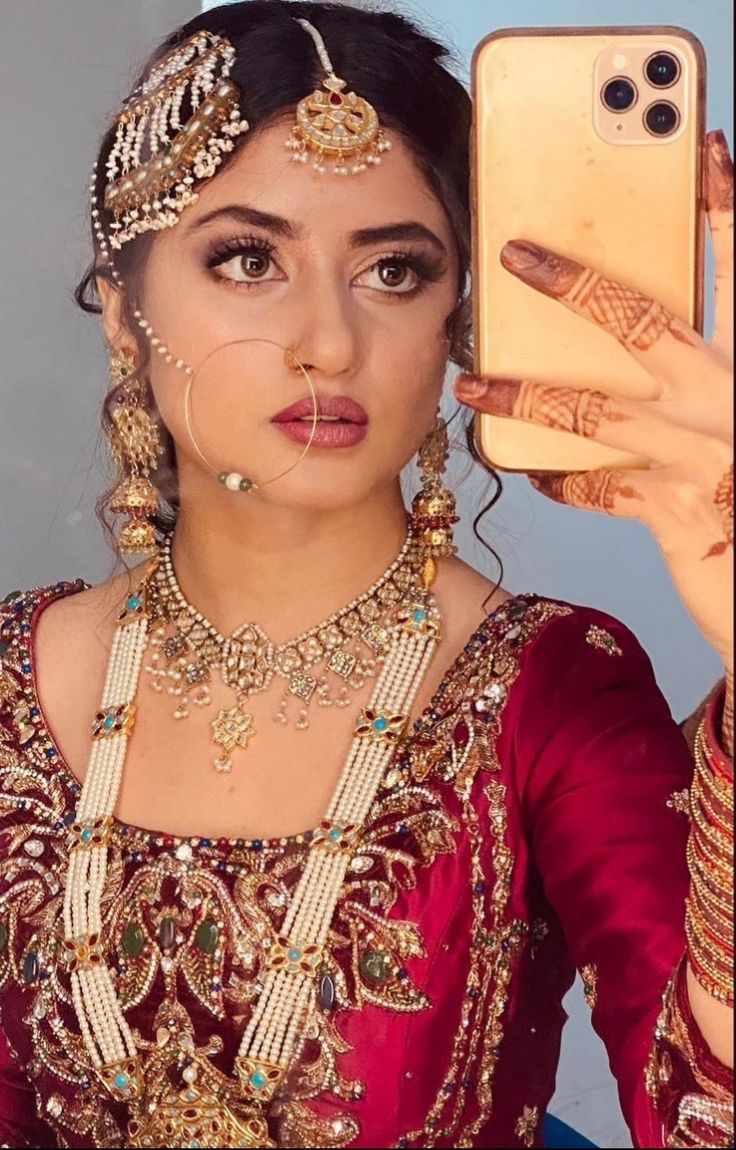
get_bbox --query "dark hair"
[75,0,503,597]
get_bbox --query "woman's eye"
[359,259,421,294]
[211,247,278,285]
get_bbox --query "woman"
[0,2,732,1147]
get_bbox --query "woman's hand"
[456,129,734,736]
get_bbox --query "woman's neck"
[169,483,411,642]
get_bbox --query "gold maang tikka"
[108,349,164,555]
[286,18,391,175]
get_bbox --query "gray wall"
[0,0,199,591]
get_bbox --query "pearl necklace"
[62,543,442,1146]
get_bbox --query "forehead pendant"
[286,18,391,176]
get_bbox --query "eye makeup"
[203,232,448,299]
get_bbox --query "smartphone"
[471,26,706,474]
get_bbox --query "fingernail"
[454,374,488,398]
[706,128,731,164]
[705,129,734,212]
[500,239,547,273]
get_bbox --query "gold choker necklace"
[143,528,423,771]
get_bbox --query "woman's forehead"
[179,120,453,242]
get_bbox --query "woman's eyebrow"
[188,206,447,256]
[349,222,447,255]
[187,204,298,237]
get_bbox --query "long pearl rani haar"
[62,537,444,1145]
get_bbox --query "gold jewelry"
[143,527,422,771]
[182,340,318,495]
[685,718,734,1006]
[107,350,163,556]
[410,412,459,588]
[62,538,442,1146]
[102,31,249,249]
[286,19,391,175]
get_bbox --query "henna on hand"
[704,464,734,559]
[527,469,644,514]
[500,240,698,350]
[476,378,633,438]
[707,129,735,214]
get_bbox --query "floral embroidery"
[515,1104,539,1147]
[3,585,567,1147]
[580,964,598,1009]
[585,623,622,656]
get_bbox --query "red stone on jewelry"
[329,92,343,106]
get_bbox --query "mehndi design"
[482,379,633,439]
[527,469,644,515]
[501,241,697,351]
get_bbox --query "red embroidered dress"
[0,581,732,1148]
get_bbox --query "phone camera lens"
[602,77,637,112]
[645,52,681,88]
[644,101,680,137]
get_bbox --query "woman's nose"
[287,275,359,380]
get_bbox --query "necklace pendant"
[211,705,256,772]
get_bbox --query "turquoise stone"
[81,828,93,842]
[114,1072,129,1090]
[0,923,8,954]
[104,716,115,729]
[373,718,388,732]
[122,922,146,959]
[288,947,302,962]
[126,595,140,610]
[413,610,426,622]
[328,829,341,841]
[250,1071,267,1090]
[194,919,219,956]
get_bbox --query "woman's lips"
[271,394,369,449]
[274,420,368,448]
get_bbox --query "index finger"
[499,238,706,395]
[706,129,734,359]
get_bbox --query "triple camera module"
[601,51,681,137]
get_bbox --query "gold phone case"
[472,26,706,473]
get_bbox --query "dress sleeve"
[0,1027,56,1148]
[512,605,733,1149]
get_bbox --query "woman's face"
[123,119,459,513]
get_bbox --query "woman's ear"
[96,274,134,352]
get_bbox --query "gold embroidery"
[2,587,580,1148]
[646,960,734,1148]
[580,964,598,1009]
[515,1104,540,1147]
[667,789,691,816]
[585,624,622,656]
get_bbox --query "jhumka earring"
[411,412,459,588]
[107,349,163,555]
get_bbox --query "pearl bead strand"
[61,551,441,1110]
